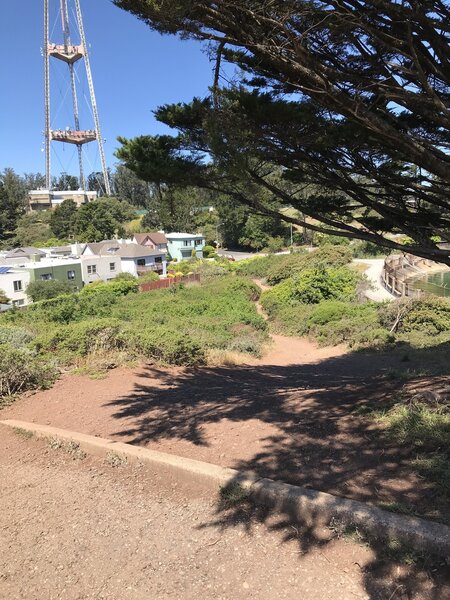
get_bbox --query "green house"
[26,258,83,291]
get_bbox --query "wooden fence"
[139,273,201,293]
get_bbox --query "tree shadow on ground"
[105,342,450,599]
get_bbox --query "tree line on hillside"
[113,0,450,265]
[0,166,294,250]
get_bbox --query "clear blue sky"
[0,0,217,177]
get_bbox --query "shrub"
[235,255,282,278]
[202,245,216,258]
[351,241,388,258]
[138,271,160,283]
[262,267,360,307]
[0,325,34,348]
[0,345,57,402]
[34,319,124,356]
[264,236,285,253]
[266,245,352,285]
[378,297,450,336]
[28,294,78,324]
[113,272,137,282]
[126,327,206,366]
[26,279,75,302]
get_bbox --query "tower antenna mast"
[43,0,111,195]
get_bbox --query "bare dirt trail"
[1,428,446,600]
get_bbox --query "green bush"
[34,319,125,356]
[262,267,360,307]
[351,241,388,258]
[266,245,352,285]
[202,245,216,258]
[113,272,137,282]
[26,279,75,302]
[0,345,57,402]
[125,327,206,366]
[235,255,282,278]
[138,271,160,283]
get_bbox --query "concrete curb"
[2,419,449,557]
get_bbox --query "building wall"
[0,270,31,306]
[28,262,83,290]
[80,256,122,285]
[168,238,205,261]
[121,256,167,277]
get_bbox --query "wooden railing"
[382,254,424,298]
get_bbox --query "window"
[40,273,53,281]
[13,280,22,292]
[137,258,146,267]
[12,299,24,307]
[195,239,203,246]
[67,270,76,281]
[109,262,116,272]
[183,240,192,247]
[154,256,162,264]
[87,265,97,275]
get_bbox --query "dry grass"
[206,348,253,366]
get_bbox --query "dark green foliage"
[74,197,135,242]
[262,267,360,307]
[26,280,75,302]
[266,246,352,285]
[0,169,26,241]
[0,290,10,304]
[49,199,77,239]
[114,0,450,264]
[12,211,53,247]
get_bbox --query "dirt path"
[353,259,394,302]
[1,428,447,600]
[4,328,447,523]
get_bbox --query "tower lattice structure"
[43,0,111,195]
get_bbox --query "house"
[82,241,167,277]
[166,233,205,261]
[1,247,46,266]
[133,232,168,254]
[0,266,31,307]
[79,253,122,285]
[26,257,83,291]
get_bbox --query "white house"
[79,255,122,285]
[0,266,31,307]
[82,241,166,277]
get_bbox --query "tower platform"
[50,129,97,145]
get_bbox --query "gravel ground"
[1,428,448,600]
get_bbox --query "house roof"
[84,241,164,259]
[5,247,46,258]
[134,232,168,245]
[115,244,164,259]
[165,232,204,240]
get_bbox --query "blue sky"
[0,0,217,177]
